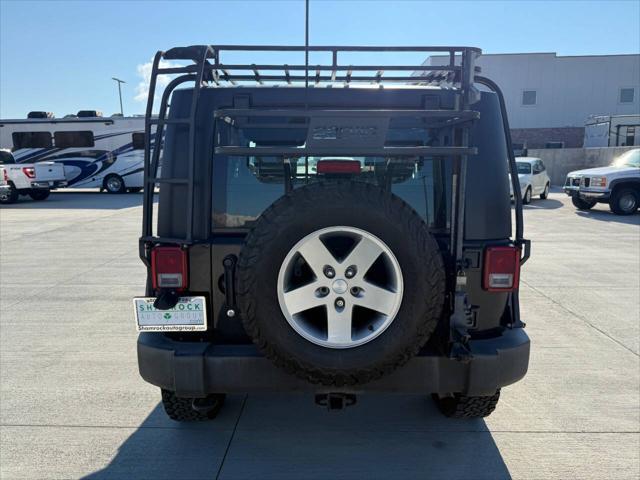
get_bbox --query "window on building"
[132,132,145,150]
[522,90,537,106]
[624,126,636,146]
[545,142,564,149]
[54,131,95,148]
[619,88,635,104]
[12,131,53,149]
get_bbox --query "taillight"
[483,246,521,292]
[151,246,188,290]
[22,167,35,179]
[317,160,361,174]
[2,169,8,182]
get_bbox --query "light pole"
[112,77,125,116]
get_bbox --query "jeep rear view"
[134,45,531,420]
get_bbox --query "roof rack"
[159,44,480,91]
[141,44,483,244]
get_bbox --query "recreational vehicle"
[0,111,148,193]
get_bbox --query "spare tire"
[237,181,446,386]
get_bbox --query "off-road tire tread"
[161,389,224,422]
[434,390,501,418]
[237,181,445,387]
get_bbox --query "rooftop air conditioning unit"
[27,111,54,119]
[77,110,103,118]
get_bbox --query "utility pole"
[112,77,126,116]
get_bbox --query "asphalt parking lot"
[0,189,638,480]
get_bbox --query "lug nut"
[335,298,345,309]
[345,266,357,279]
[317,286,330,297]
[323,266,335,278]
[350,286,360,296]
[226,309,236,318]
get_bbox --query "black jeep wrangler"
[135,45,531,421]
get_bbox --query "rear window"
[12,131,53,149]
[516,162,531,174]
[213,155,451,230]
[54,131,94,148]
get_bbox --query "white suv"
[564,149,640,215]
[511,157,551,204]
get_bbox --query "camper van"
[0,111,148,193]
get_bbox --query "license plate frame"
[133,296,207,332]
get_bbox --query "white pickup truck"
[0,149,67,204]
[564,149,640,215]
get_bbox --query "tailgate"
[34,162,66,182]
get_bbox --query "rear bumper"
[138,327,530,397]
[30,180,68,189]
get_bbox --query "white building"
[421,52,640,148]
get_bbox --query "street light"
[112,77,126,116]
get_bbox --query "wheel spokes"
[326,303,353,344]
[353,282,398,316]
[282,282,324,315]
[296,236,335,277]
[342,236,384,276]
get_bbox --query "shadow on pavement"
[522,198,564,210]
[83,395,511,480]
[0,191,142,210]
[575,208,640,225]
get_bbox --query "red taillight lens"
[151,246,187,290]
[483,246,521,292]
[2,169,8,182]
[317,160,361,174]
[22,167,35,179]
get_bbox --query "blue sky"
[1,0,639,118]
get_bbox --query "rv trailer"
[0,111,150,193]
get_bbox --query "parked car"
[511,157,550,204]
[0,149,67,204]
[564,148,640,215]
[133,45,530,421]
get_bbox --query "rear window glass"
[12,131,53,149]
[213,155,451,231]
[516,162,531,174]
[54,131,94,148]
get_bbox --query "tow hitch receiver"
[315,393,357,410]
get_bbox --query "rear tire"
[609,187,638,215]
[540,183,549,199]
[161,389,226,422]
[0,184,18,204]
[432,390,501,418]
[522,187,532,205]
[104,174,126,194]
[28,189,50,201]
[572,195,596,211]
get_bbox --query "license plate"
[133,296,207,332]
